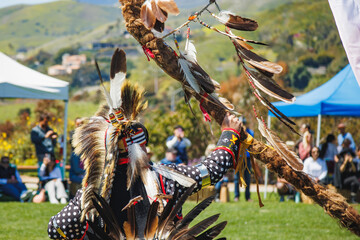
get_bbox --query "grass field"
[0,193,359,240]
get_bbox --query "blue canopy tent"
[263,65,360,198]
[269,64,360,146]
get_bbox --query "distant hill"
[76,0,118,6]
[0,1,119,54]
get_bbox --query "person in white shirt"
[303,147,328,184]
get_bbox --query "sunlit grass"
[0,193,359,240]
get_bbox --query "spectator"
[166,125,191,164]
[276,177,296,202]
[319,134,338,161]
[303,147,327,184]
[160,148,183,165]
[337,123,356,152]
[234,117,254,202]
[319,134,338,184]
[39,154,67,204]
[0,156,31,202]
[31,113,58,168]
[69,118,85,199]
[298,124,312,161]
[336,148,359,203]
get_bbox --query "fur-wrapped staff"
[47,48,251,239]
[118,0,360,237]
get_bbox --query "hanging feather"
[122,195,144,211]
[123,204,137,240]
[141,1,156,29]
[141,0,179,31]
[151,0,168,23]
[215,10,258,31]
[110,48,127,109]
[127,143,149,190]
[257,118,303,171]
[232,38,283,75]
[244,64,295,104]
[95,60,113,109]
[178,56,201,93]
[144,201,159,240]
[157,0,180,15]
[181,40,219,94]
[151,164,196,188]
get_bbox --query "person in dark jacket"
[0,156,30,201]
[31,113,57,167]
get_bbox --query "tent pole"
[62,100,68,179]
[264,115,271,199]
[316,114,321,146]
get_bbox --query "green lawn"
[0,193,359,240]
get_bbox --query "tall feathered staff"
[119,0,360,236]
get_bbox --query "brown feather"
[151,0,167,23]
[257,118,303,171]
[72,118,107,221]
[144,201,159,239]
[123,205,137,240]
[226,13,258,31]
[157,0,179,15]
[141,2,156,29]
[233,40,282,74]
[110,48,126,79]
[195,221,227,240]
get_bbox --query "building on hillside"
[48,54,87,76]
[48,65,68,75]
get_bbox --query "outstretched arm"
[161,113,244,195]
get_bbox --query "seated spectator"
[39,154,68,204]
[303,147,327,184]
[0,156,32,202]
[160,148,183,165]
[336,148,359,203]
[276,177,296,202]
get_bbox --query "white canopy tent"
[0,52,69,176]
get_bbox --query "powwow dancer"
[47,49,247,239]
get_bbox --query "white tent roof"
[0,52,69,100]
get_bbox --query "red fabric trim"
[159,175,166,194]
[79,222,89,240]
[118,158,130,165]
[222,128,241,137]
[214,146,236,167]
[176,214,183,220]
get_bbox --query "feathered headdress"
[73,48,152,221]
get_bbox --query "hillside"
[0,1,119,54]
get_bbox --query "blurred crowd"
[277,122,360,203]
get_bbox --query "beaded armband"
[214,128,241,168]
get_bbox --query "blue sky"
[0,0,58,9]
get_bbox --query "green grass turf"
[1,193,359,240]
